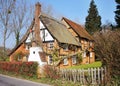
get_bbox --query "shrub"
[13,51,28,61]
[77,52,82,64]
[0,61,38,78]
[94,31,120,85]
[43,65,60,79]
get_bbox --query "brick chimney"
[33,2,42,47]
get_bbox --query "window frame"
[90,52,93,58]
[63,58,68,65]
[48,42,54,49]
[83,51,86,58]
[72,55,77,64]
[63,45,68,51]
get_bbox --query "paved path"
[0,74,51,86]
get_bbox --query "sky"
[0,0,116,49]
[30,0,116,25]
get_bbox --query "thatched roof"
[40,14,80,46]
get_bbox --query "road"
[0,74,51,86]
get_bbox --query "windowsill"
[63,64,68,66]
[63,50,69,52]
[72,63,77,65]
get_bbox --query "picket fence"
[60,67,107,85]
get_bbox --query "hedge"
[0,61,38,77]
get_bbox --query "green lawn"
[68,61,102,69]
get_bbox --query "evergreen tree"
[115,0,120,27]
[85,0,101,35]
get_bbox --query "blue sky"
[0,0,116,48]
[31,0,116,24]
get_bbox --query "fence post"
[97,67,100,84]
[91,68,94,84]
[94,68,97,84]
[80,69,82,84]
[101,67,104,85]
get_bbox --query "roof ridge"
[63,17,84,29]
[40,13,66,27]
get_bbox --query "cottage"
[57,17,95,68]
[9,2,95,69]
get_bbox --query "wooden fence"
[60,67,107,85]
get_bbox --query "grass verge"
[68,61,102,69]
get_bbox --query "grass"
[68,61,102,69]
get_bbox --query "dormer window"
[63,44,68,51]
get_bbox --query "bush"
[43,65,60,79]
[94,30,120,85]
[0,61,38,78]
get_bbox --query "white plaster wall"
[25,33,33,43]
[28,47,47,66]
[40,21,54,42]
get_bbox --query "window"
[48,42,54,49]
[48,55,52,64]
[90,52,93,58]
[33,51,35,54]
[90,42,93,46]
[72,55,77,64]
[63,58,68,65]
[63,45,68,51]
[26,45,30,50]
[25,44,31,50]
[83,51,86,58]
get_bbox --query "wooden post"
[97,67,100,84]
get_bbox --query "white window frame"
[63,58,68,65]
[72,55,77,64]
[90,52,93,58]
[83,51,86,58]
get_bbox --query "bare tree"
[42,4,53,16]
[0,0,16,60]
[94,30,120,85]
[12,1,54,46]
[12,0,34,46]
